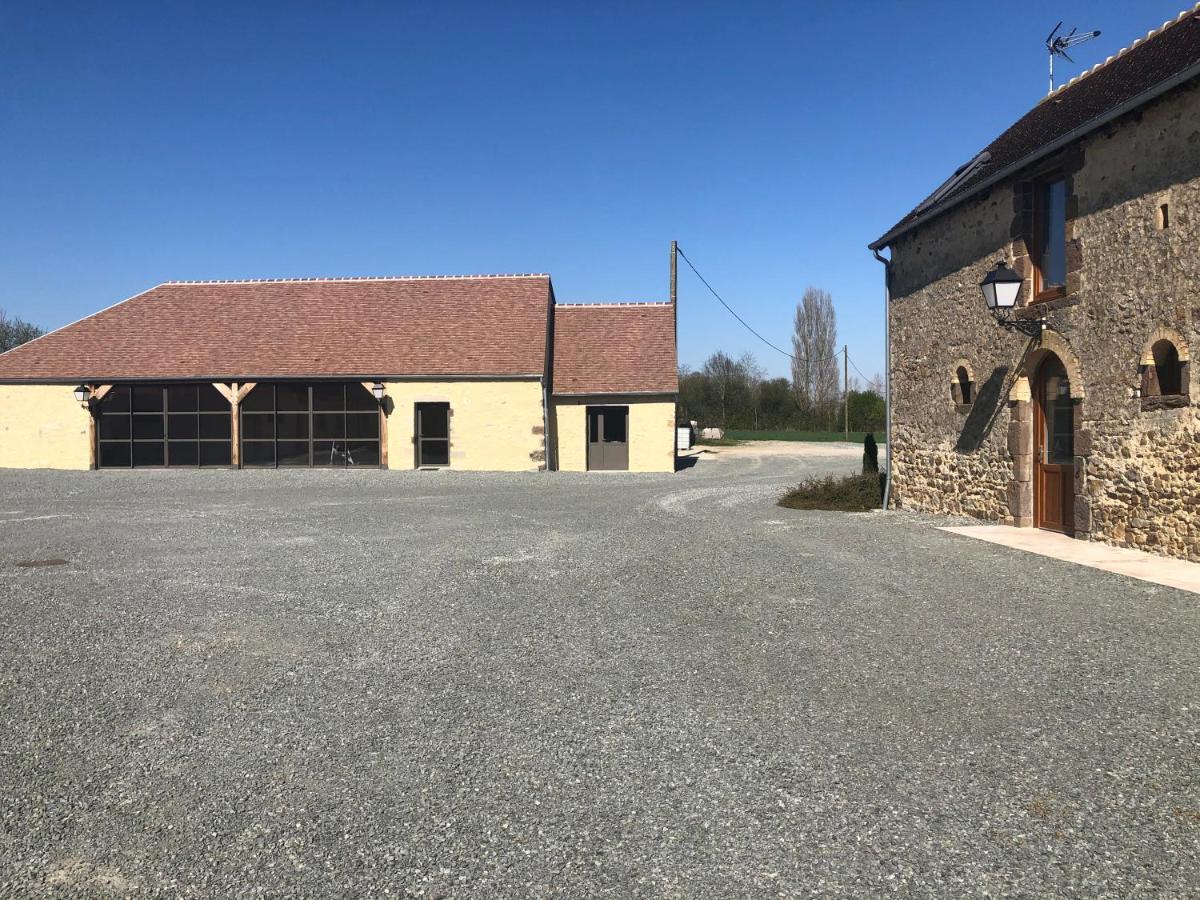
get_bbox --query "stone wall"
[888,79,1200,562]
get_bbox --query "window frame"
[97,383,232,469]
[1031,172,1068,303]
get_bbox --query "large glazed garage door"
[97,384,232,468]
[240,383,380,468]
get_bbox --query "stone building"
[869,6,1200,561]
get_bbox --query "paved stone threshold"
[939,525,1200,596]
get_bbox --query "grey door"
[415,402,450,467]
[586,406,629,471]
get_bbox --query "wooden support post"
[361,381,388,468]
[85,384,113,470]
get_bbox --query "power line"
[847,355,872,384]
[675,246,799,362]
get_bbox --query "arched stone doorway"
[1006,339,1085,536]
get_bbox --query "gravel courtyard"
[1,447,1198,897]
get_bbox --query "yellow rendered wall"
[551,398,675,472]
[384,380,546,471]
[0,385,91,470]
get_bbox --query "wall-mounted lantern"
[979,261,1046,336]
[371,381,385,402]
[73,385,92,406]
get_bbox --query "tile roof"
[0,275,553,381]
[552,302,677,395]
[871,4,1200,249]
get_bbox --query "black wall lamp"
[979,261,1047,337]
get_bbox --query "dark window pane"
[199,413,232,439]
[132,441,165,467]
[347,413,379,439]
[1039,179,1067,290]
[132,414,164,440]
[312,383,344,411]
[276,413,309,440]
[418,404,449,439]
[604,408,627,443]
[346,383,377,411]
[99,442,131,468]
[314,413,345,440]
[313,441,345,466]
[99,414,130,440]
[168,414,198,439]
[588,411,599,443]
[102,386,130,413]
[199,384,229,412]
[275,384,309,411]
[199,441,232,467]
[167,441,199,467]
[241,384,273,412]
[276,441,310,466]
[133,385,164,412]
[420,439,449,467]
[346,442,379,467]
[241,413,275,440]
[167,384,198,412]
[241,441,275,467]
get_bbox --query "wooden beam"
[235,382,257,403]
[87,411,97,470]
[211,382,235,403]
[362,382,387,468]
[379,405,388,468]
[91,384,114,403]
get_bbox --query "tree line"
[677,286,884,433]
[0,309,44,353]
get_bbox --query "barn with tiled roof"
[0,274,678,472]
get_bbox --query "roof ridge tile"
[163,273,549,285]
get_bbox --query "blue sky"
[0,1,1189,380]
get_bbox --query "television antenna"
[1047,22,1101,94]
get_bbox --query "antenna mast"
[1046,22,1101,94]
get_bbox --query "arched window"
[1142,338,1187,399]
[955,367,973,405]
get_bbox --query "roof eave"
[868,60,1200,251]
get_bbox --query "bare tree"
[867,373,886,397]
[737,351,765,429]
[789,287,839,420]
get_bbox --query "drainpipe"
[872,247,893,511]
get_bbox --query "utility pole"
[669,241,678,326]
[844,344,849,438]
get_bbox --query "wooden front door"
[1034,357,1075,534]
[586,406,629,471]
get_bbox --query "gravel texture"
[0,450,1197,898]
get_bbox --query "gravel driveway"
[1,449,1197,897]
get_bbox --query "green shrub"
[863,433,879,474]
[778,473,885,512]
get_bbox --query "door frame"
[1032,355,1075,535]
[414,401,451,468]
[585,405,630,471]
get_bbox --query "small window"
[1033,175,1067,300]
[1143,339,1185,397]
[1157,203,1170,230]
[954,367,973,406]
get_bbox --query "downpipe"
[872,248,893,511]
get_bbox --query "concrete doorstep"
[939,525,1200,596]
